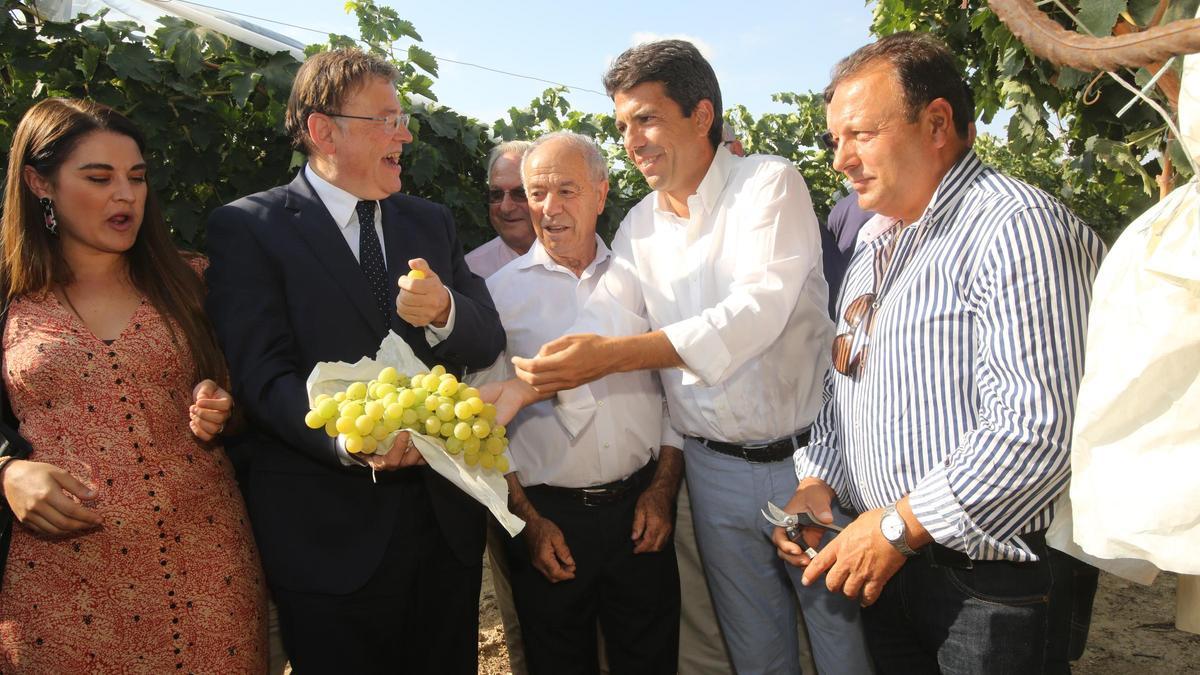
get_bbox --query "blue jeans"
[862,531,1093,675]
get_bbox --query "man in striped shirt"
[772,32,1105,673]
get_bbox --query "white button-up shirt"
[560,148,832,444]
[484,237,682,488]
[465,236,522,279]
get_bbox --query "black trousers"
[862,531,1097,675]
[506,477,681,675]
[272,483,483,675]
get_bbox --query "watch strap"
[882,505,918,557]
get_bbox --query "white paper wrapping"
[305,332,525,537]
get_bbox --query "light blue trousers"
[682,437,873,675]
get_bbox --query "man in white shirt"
[487,131,684,674]
[488,40,870,675]
[466,141,536,278]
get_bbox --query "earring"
[39,197,57,235]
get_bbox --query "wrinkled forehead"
[523,143,594,186]
[826,65,906,128]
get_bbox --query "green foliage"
[727,92,842,221]
[870,0,1200,242]
[973,133,1149,241]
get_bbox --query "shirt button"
[598,401,605,407]
[603,443,610,448]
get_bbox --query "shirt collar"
[911,150,986,232]
[653,146,733,218]
[305,164,371,229]
[517,235,612,279]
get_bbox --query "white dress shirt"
[484,237,682,488]
[465,236,523,279]
[559,148,833,444]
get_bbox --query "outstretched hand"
[511,333,616,393]
[478,378,546,427]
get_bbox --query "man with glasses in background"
[772,33,1103,673]
[467,141,536,278]
[206,48,504,674]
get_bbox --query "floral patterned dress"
[0,264,266,673]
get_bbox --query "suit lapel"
[284,172,387,336]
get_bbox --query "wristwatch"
[880,504,918,557]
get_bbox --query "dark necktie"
[355,200,391,325]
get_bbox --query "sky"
[169,0,879,125]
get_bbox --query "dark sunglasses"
[487,187,527,204]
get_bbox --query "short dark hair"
[285,49,400,154]
[824,32,975,139]
[602,40,723,150]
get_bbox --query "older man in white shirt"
[466,141,535,278]
[487,131,684,674]
[490,41,871,675]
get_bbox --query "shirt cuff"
[554,385,597,440]
[660,316,731,387]
[907,464,981,557]
[425,288,456,346]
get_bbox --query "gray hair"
[486,140,534,183]
[521,131,609,184]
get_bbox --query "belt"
[691,429,810,464]
[530,461,656,508]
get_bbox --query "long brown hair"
[1,98,228,386]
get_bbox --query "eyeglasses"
[487,187,527,204]
[831,224,902,377]
[325,112,411,131]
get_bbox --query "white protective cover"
[1047,12,1200,584]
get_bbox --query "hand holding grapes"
[396,258,451,328]
[360,430,426,471]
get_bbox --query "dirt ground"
[476,564,1200,675]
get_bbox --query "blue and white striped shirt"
[795,151,1106,562]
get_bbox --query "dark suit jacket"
[205,171,504,595]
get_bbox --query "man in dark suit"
[205,49,505,674]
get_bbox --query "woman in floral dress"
[0,98,266,672]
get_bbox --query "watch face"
[881,513,905,541]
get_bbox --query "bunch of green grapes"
[303,364,511,473]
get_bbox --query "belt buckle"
[739,441,768,464]
[580,487,608,508]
